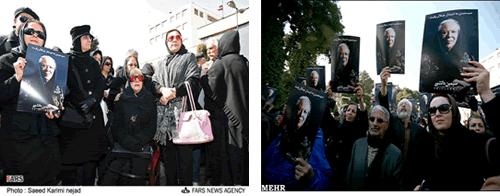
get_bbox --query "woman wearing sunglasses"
[101,56,114,97]
[415,61,500,191]
[101,68,156,185]
[0,19,62,185]
[58,25,107,186]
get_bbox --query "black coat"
[0,51,61,185]
[111,87,156,152]
[200,30,249,148]
[0,30,19,56]
[58,50,107,164]
[378,91,427,190]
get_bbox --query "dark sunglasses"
[19,15,31,23]
[369,116,386,123]
[24,28,45,40]
[104,62,112,66]
[429,104,451,116]
[129,75,144,82]
[167,34,182,42]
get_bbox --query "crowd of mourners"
[262,58,500,190]
[0,7,249,186]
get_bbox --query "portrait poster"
[331,35,360,93]
[419,9,478,95]
[295,75,307,86]
[418,93,432,114]
[376,20,405,75]
[280,82,327,166]
[17,44,68,114]
[263,86,278,106]
[305,66,325,92]
[374,82,393,111]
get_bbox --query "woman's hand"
[14,57,26,82]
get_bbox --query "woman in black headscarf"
[101,68,156,185]
[0,19,62,185]
[58,25,106,186]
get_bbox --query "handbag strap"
[181,81,198,116]
[69,63,90,100]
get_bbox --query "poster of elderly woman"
[17,44,68,114]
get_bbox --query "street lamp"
[226,0,247,31]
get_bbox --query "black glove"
[79,97,96,114]
[84,113,93,123]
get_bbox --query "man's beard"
[398,110,410,119]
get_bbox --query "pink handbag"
[173,81,213,144]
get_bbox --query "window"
[162,20,167,27]
[182,9,187,17]
[208,15,216,22]
[182,22,187,30]
[150,38,154,45]
[155,24,160,31]
[176,13,180,20]
[194,9,198,16]
[150,27,154,34]
[170,16,174,23]
[497,52,500,58]
[162,32,166,40]
[200,11,204,18]
[176,25,181,30]
[498,63,500,69]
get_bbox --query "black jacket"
[111,87,156,152]
[58,47,107,164]
[0,30,19,56]
[200,30,249,148]
[378,90,427,190]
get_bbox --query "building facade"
[480,48,500,89]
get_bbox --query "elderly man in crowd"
[345,105,402,190]
[378,66,428,190]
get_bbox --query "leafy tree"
[396,87,419,103]
[262,0,344,109]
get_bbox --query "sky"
[0,0,248,70]
[313,1,500,92]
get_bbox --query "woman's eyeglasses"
[429,104,451,116]
[24,28,45,40]
[369,116,386,123]
[167,34,182,42]
[129,75,144,82]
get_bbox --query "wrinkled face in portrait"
[93,53,101,65]
[166,31,182,53]
[469,118,485,133]
[80,35,92,53]
[24,22,45,47]
[430,97,453,131]
[295,97,311,130]
[397,99,411,119]
[385,28,396,49]
[126,57,138,76]
[41,57,56,82]
[339,45,350,68]
[439,20,460,53]
[311,71,319,87]
[15,13,34,35]
[345,104,357,122]
[369,110,388,139]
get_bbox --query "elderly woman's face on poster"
[339,44,350,68]
[439,20,460,52]
[385,28,396,49]
[296,97,311,130]
[41,57,56,82]
[311,71,319,87]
